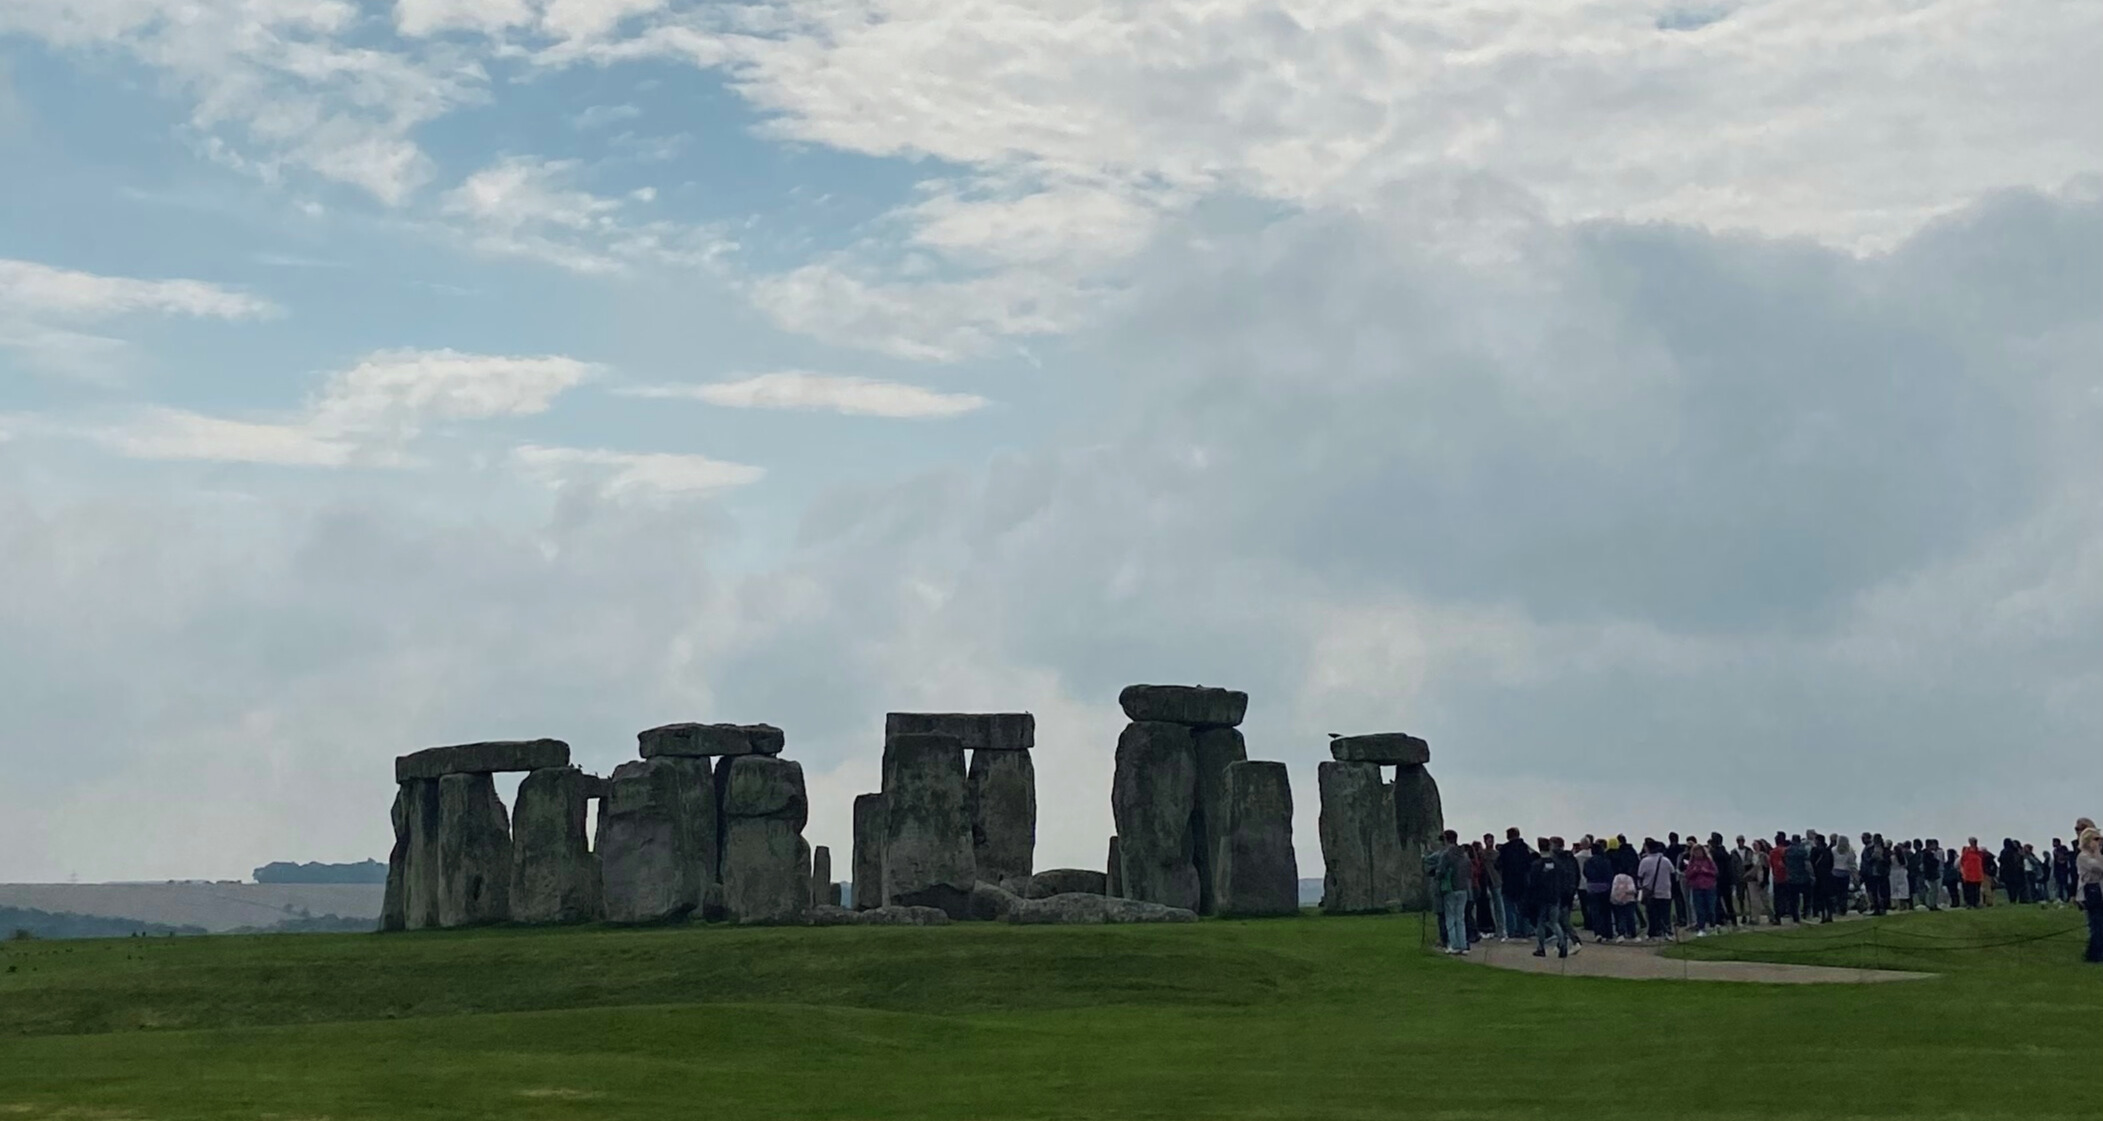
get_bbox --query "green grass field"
[1,906,2095,1120]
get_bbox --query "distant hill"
[2,905,205,940]
[0,882,385,933]
[253,860,388,884]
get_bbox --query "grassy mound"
[1,908,2097,1120]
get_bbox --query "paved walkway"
[1449,934,1933,984]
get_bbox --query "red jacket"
[1769,844,1790,884]
[1959,847,1986,883]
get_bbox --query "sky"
[0,0,2098,884]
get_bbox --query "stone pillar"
[1393,763,1444,913]
[381,782,414,932]
[812,845,833,910]
[1191,727,1247,915]
[881,732,975,918]
[437,772,512,927]
[1106,836,1123,898]
[852,793,885,912]
[597,757,711,924]
[967,749,1037,892]
[718,755,811,925]
[1316,761,1404,913]
[1216,760,1298,917]
[510,766,601,924]
[1111,721,1200,910]
[398,778,443,930]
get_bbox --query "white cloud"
[394,0,538,38]
[95,349,601,466]
[0,258,279,321]
[622,372,988,419]
[440,156,728,274]
[568,102,641,130]
[512,444,765,500]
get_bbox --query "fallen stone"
[396,739,569,782]
[1106,836,1123,897]
[1117,685,1247,728]
[885,712,1035,752]
[806,903,858,926]
[1005,892,1200,925]
[1215,760,1298,917]
[857,905,953,926]
[398,778,443,930]
[969,879,1025,922]
[1328,732,1431,766]
[509,766,601,925]
[881,733,975,918]
[436,772,512,927]
[1317,761,1404,914]
[852,793,885,912]
[1392,764,1445,912]
[1191,726,1247,915]
[1025,868,1109,899]
[967,748,1036,890]
[1104,896,1201,924]
[596,757,712,924]
[1111,721,1199,910]
[638,722,786,759]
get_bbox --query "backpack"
[1610,873,1637,905]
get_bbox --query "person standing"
[2053,839,2076,905]
[2078,830,2103,964]
[1960,839,1987,908]
[1684,843,1720,936]
[1529,841,1576,959]
[1784,834,1814,923]
[1709,833,1739,927]
[1742,838,1770,925]
[1582,839,1614,940]
[1918,842,1943,911]
[1435,830,1472,955]
[1890,843,1911,910]
[1638,840,1678,941]
[1769,834,1794,924]
[1496,828,1534,941]
[1861,833,1892,916]
[1810,833,1837,922]
[1829,834,1857,920]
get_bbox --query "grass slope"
[0,907,2096,1120]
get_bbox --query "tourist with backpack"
[1637,840,1678,941]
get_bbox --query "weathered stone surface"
[885,712,1035,752]
[857,905,953,926]
[1106,836,1123,898]
[596,757,712,924]
[807,903,858,926]
[1117,685,1247,728]
[1191,727,1246,915]
[509,767,600,925]
[396,739,568,782]
[1025,868,1109,899]
[638,722,785,759]
[1328,732,1431,766]
[825,882,842,907]
[969,879,1024,922]
[1111,721,1199,910]
[436,772,512,927]
[1215,761,1298,917]
[1391,764,1445,913]
[852,793,885,912]
[881,733,975,918]
[1006,892,1199,925]
[811,845,832,912]
[717,755,809,825]
[382,782,412,932]
[718,757,809,925]
[1317,761,1404,914]
[399,778,443,930]
[967,748,1036,890]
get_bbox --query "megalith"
[1392,763,1445,913]
[718,755,811,924]
[397,739,569,782]
[1111,720,1200,911]
[436,772,512,927]
[881,732,975,918]
[967,748,1037,891]
[596,757,712,924]
[638,722,785,758]
[1117,685,1247,727]
[885,712,1034,753]
[1215,761,1298,917]
[381,782,415,932]
[852,793,885,912]
[1106,836,1123,898]
[1191,727,1247,915]
[395,778,444,930]
[812,845,834,910]
[1328,732,1429,766]
[1317,761,1404,913]
[1026,868,1109,899]
[510,766,601,925]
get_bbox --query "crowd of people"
[1425,817,2103,963]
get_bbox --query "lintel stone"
[395,739,569,782]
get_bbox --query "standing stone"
[1111,721,1199,911]
[1106,837,1123,897]
[718,756,811,925]
[1191,727,1247,916]
[967,749,1037,891]
[436,772,512,927]
[382,783,412,932]
[1215,761,1298,917]
[399,778,443,930]
[1317,761,1404,914]
[812,845,833,912]
[852,793,885,912]
[1116,685,1248,727]
[1392,763,1445,913]
[881,733,975,918]
[597,757,710,924]
[510,766,600,924]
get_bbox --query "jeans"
[1536,903,1573,954]
[1442,890,1471,951]
[2086,896,2103,963]
[1692,887,1718,930]
[1500,893,1531,938]
[1775,881,1798,922]
[1582,890,1609,937]
[1829,874,1853,919]
[1645,897,1673,939]
[1613,901,1639,939]
[1963,881,1982,908]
